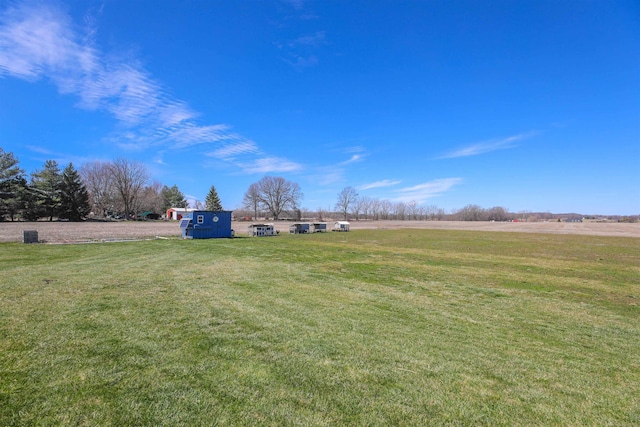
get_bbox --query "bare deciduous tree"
[80,161,115,217]
[139,180,163,214]
[455,204,486,221]
[242,182,261,220]
[487,206,510,222]
[393,201,407,220]
[379,200,392,220]
[406,200,419,220]
[370,198,381,220]
[108,158,149,220]
[254,176,303,220]
[357,196,371,220]
[424,204,444,220]
[335,186,359,220]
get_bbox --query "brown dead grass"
[0,219,638,243]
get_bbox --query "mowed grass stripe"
[0,229,638,425]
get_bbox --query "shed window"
[197,215,204,224]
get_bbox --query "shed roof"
[168,207,194,212]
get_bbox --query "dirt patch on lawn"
[0,220,638,243]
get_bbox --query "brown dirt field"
[0,220,638,243]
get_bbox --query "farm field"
[0,219,638,243]
[1,229,639,425]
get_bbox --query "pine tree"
[205,185,223,211]
[4,177,28,221]
[21,183,40,221]
[59,163,91,221]
[160,184,187,211]
[30,160,63,221]
[0,148,25,221]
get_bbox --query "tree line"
[0,147,225,222]
[333,186,515,221]
[236,182,519,222]
[5,146,609,223]
[0,149,89,221]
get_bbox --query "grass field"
[1,229,639,425]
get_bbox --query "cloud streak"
[358,179,402,191]
[289,31,325,48]
[0,1,298,172]
[439,132,537,159]
[339,154,364,166]
[206,139,302,174]
[391,178,463,204]
[237,157,302,174]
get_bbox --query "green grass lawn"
[1,229,638,426]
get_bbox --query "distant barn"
[167,207,195,220]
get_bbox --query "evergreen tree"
[205,185,223,211]
[21,183,40,221]
[0,148,25,221]
[29,160,63,221]
[5,177,28,221]
[59,163,91,221]
[160,184,187,211]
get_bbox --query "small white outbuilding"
[333,221,350,232]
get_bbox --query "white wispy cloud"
[439,132,537,159]
[208,140,260,159]
[305,147,367,185]
[313,169,344,186]
[284,0,306,11]
[25,145,56,156]
[0,2,299,173]
[153,153,166,165]
[391,178,463,204]
[276,15,325,70]
[334,145,367,166]
[282,53,318,70]
[358,179,402,191]
[339,154,363,165]
[237,157,302,174]
[25,145,98,168]
[205,138,302,174]
[304,163,348,186]
[289,31,325,48]
[344,145,366,154]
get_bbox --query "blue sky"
[1,0,638,215]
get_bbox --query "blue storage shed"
[180,210,234,239]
